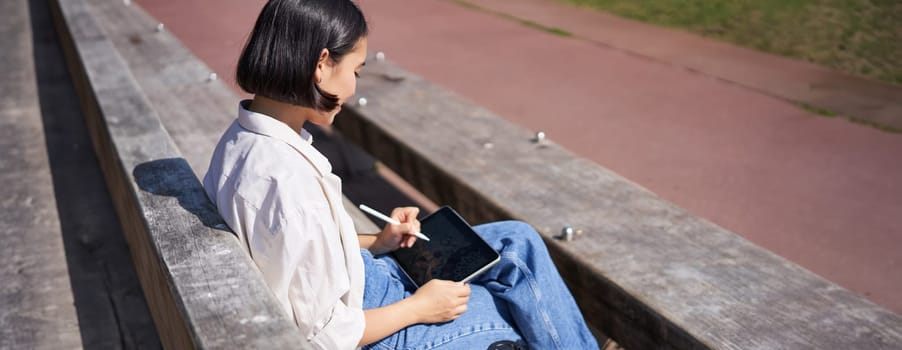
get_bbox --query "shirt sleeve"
[234,180,365,350]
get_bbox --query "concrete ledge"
[50,0,310,348]
[335,60,902,349]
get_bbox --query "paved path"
[137,0,902,313]
[464,0,902,131]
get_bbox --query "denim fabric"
[362,221,599,350]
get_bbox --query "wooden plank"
[28,0,161,345]
[334,59,902,349]
[0,0,82,348]
[51,0,310,348]
[83,0,231,178]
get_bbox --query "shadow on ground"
[29,0,161,347]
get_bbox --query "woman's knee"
[504,220,543,242]
[475,220,545,247]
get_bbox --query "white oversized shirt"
[203,101,365,349]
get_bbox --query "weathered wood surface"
[51,0,311,348]
[84,0,378,234]
[27,0,161,346]
[0,1,82,348]
[81,0,231,178]
[335,60,902,349]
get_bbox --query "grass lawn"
[558,0,902,85]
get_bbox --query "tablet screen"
[392,207,500,286]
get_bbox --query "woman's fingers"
[410,220,421,237]
[403,234,417,247]
[390,207,422,242]
[457,283,471,297]
[390,207,404,221]
[391,207,420,223]
[395,206,419,220]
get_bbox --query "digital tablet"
[392,206,500,287]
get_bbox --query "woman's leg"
[361,250,525,350]
[471,221,599,350]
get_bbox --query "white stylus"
[358,204,431,241]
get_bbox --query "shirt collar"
[236,100,332,177]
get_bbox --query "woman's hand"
[408,279,471,323]
[359,279,470,346]
[370,206,421,255]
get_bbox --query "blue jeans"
[362,221,599,350]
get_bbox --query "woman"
[203,0,599,349]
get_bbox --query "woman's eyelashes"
[354,71,361,78]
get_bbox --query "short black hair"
[236,0,368,111]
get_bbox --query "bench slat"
[0,0,81,347]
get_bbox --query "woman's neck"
[248,95,311,132]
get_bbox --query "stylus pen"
[358,204,431,241]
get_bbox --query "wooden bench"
[53,0,382,348]
[51,0,318,348]
[0,0,81,347]
[332,57,902,348]
[52,0,902,349]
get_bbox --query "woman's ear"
[315,48,331,84]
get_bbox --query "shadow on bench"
[133,158,222,230]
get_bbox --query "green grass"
[799,103,902,133]
[558,0,902,85]
[800,103,838,117]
